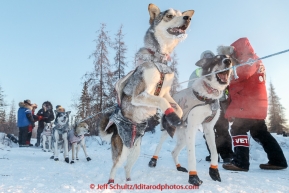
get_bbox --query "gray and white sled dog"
[98,4,194,184]
[50,110,71,163]
[148,49,234,186]
[68,122,91,164]
[41,122,53,152]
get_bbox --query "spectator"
[188,50,234,163]
[221,38,287,171]
[35,101,54,147]
[17,100,35,147]
[26,103,38,146]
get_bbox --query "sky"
[0,0,289,123]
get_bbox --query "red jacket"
[225,38,268,120]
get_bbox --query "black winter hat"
[24,100,32,106]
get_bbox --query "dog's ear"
[148,4,160,25]
[195,58,213,68]
[182,10,195,18]
[66,111,71,116]
[54,110,58,115]
[217,46,235,56]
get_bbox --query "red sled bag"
[225,38,268,120]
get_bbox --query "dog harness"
[172,87,219,124]
[107,107,147,148]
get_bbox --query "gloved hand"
[38,116,43,120]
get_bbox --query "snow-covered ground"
[1,128,289,193]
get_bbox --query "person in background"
[188,50,234,163]
[17,100,35,147]
[35,101,54,147]
[26,103,38,146]
[221,37,287,171]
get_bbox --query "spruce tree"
[0,85,7,133]
[268,81,287,134]
[86,23,112,112]
[7,100,17,135]
[113,24,128,80]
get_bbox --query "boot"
[259,163,287,170]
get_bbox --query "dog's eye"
[166,15,173,19]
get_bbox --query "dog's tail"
[97,112,117,143]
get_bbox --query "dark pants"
[231,118,287,169]
[26,132,32,144]
[36,127,44,144]
[205,101,234,159]
[18,126,29,145]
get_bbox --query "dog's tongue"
[217,72,229,82]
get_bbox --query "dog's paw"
[164,110,182,127]
[76,158,79,161]
[54,158,59,161]
[126,178,131,181]
[161,116,176,138]
[86,157,91,161]
[209,167,221,182]
[188,175,203,186]
[107,179,114,184]
[50,156,54,159]
[177,166,188,173]
[148,158,157,168]
[65,157,69,163]
[70,160,74,164]
[43,149,46,152]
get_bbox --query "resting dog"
[99,4,194,184]
[50,110,71,163]
[148,51,233,186]
[41,122,53,152]
[68,122,91,164]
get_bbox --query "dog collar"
[147,48,171,63]
[193,90,214,104]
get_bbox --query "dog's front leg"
[53,133,59,161]
[63,133,69,163]
[172,129,188,172]
[203,118,221,182]
[70,143,76,164]
[132,92,182,126]
[185,115,202,186]
[48,136,52,152]
[42,136,47,152]
[149,129,169,168]
[80,139,91,161]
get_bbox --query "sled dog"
[68,122,91,164]
[98,4,194,184]
[41,122,53,152]
[149,50,233,186]
[50,110,71,163]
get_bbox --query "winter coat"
[36,101,55,129]
[225,38,267,120]
[17,102,34,127]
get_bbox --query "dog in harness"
[149,51,233,186]
[98,4,194,184]
[50,110,71,163]
[68,122,91,164]
[41,122,53,152]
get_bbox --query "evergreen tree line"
[73,23,181,135]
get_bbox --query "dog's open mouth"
[167,25,187,36]
[216,70,230,84]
